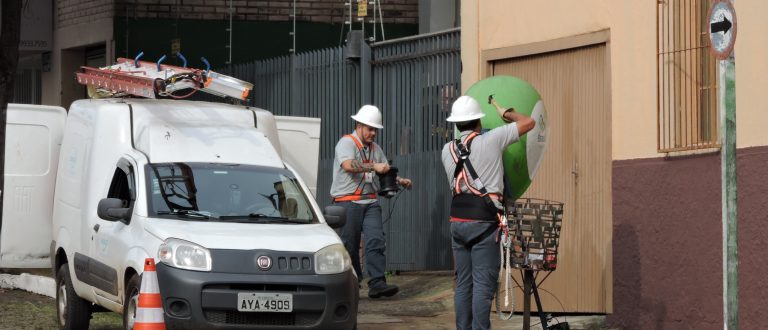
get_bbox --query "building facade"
[462,1,767,328]
[26,0,435,108]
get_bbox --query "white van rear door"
[274,116,320,197]
[0,104,66,268]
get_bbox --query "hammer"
[488,94,514,113]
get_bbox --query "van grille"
[204,310,323,326]
[209,249,315,275]
[203,283,324,292]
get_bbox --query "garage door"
[492,43,612,313]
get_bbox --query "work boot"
[368,283,399,298]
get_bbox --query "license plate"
[237,293,293,312]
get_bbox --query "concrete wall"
[610,146,768,329]
[419,0,458,33]
[42,0,421,107]
[461,1,768,327]
[42,17,113,107]
[57,0,114,29]
[733,1,768,149]
[461,0,768,160]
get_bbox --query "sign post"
[708,1,737,329]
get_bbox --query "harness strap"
[448,132,507,223]
[450,132,489,196]
[334,193,377,202]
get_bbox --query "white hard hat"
[351,105,384,129]
[446,96,486,122]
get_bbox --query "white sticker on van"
[152,179,160,195]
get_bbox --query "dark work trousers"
[334,201,387,288]
[451,221,501,330]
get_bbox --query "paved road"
[0,273,605,329]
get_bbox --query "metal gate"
[214,28,460,271]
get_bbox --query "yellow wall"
[734,0,768,149]
[462,0,767,160]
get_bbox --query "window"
[107,161,136,220]
[657,0,719,152]
[146,163,318,223]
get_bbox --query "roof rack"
[76,54,253,101]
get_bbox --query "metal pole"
[290,0,296,53]
[227,0,232,65]
[522,269,532,330]
[360,1,365,40]
[348,0,352,36]
[360,31,372,105]
[720,54,738,330]
[532,274,548,329]
[377,0,385,41]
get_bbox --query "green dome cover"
[464,76,549,200]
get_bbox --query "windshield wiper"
[157,209,214,219]
[218,213,307,224]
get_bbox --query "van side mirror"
[98,198,131,222]
[323,206,346,229]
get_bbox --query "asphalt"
[1,269,608,329]
[357,272,607,330]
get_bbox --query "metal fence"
[372,29,460,271]
[213,28,461,271]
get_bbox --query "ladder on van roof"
[75,52,253,101]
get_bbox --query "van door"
[88,158,137,301]
[274,116,321,197]
[0,104,66,268]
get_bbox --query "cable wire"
[382,189,405,225]
[527,286,569,328]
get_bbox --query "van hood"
[143,219,341,252]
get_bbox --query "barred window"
[657,0,719,153]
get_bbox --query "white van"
[0,99,358,329]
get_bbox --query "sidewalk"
[357,272,607,329]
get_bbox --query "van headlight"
[314,244,351,275]
[157,238,212,271]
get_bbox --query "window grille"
[657,0,719,152]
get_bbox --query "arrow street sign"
[711,16,732,34]
[708,1,736,60]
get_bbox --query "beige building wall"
[462,0,767,160]
[734,1,768,149]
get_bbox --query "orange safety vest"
[333,134,378,202]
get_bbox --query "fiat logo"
[257,256,272,270]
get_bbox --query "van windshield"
[146,163,318,224]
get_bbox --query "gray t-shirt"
[330,131,388,204]
[441,123,520,199]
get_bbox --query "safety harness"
[450,132,515,318]
[333,134,378,202]
[448,132,503,222]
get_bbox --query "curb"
[0,273,55,298]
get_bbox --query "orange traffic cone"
[134,258,166,330]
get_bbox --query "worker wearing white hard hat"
[441,95,535,330]
[350,104,384,128]
[330,105,412,299]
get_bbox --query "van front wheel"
[123,274,141,330]
[56,264,92,330]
